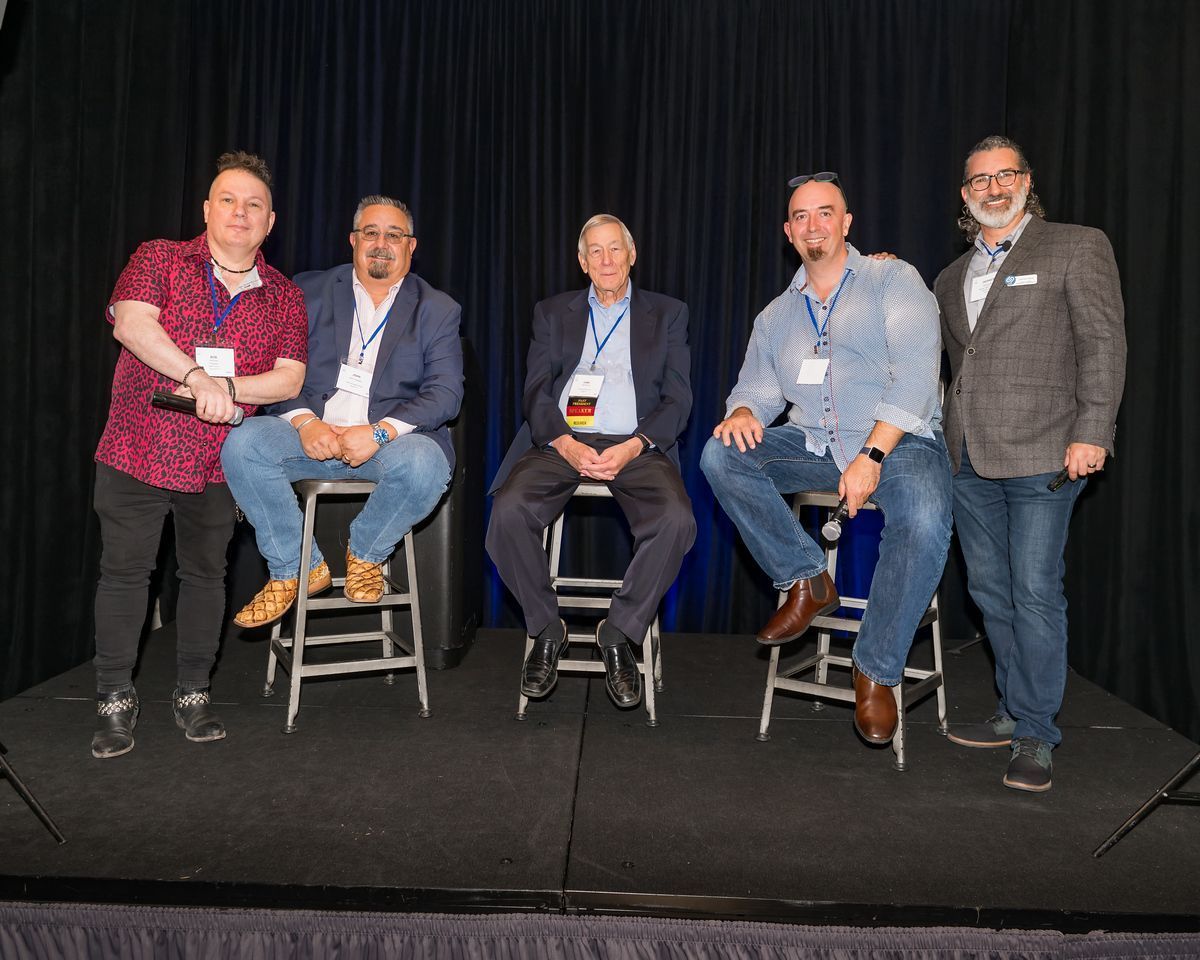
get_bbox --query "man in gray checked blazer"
[934,135,1126,793]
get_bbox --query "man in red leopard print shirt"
[90,152,308,759]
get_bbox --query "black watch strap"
[860,445,885,463]
[636,432,652,452]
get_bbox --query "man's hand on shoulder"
[293,415,343,462]
[713,407,764,453]
[1065,442,1107,481]
[588,438,643,481]
[551,434,604,478]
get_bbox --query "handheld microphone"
[821,499,851,542]
[1047,468,1070,492]
[152,390,244,426]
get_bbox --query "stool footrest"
[303,593,413,612]
[553,576,623,590]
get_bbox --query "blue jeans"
[952,444,1085,747]
[221,417,451,579]
[700,426,953,685]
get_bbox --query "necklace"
[210,255,255,275]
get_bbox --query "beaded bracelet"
[224,377,237,402]
[181,365,204,388]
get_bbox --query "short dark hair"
[215,151,273,190]
[353,195,415,235]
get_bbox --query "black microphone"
[1047,468,1070,492]
[998,240,1012,252]
[821,499,851,542]
[152,390,244,426]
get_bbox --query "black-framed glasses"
[963,168,1027,192]
[788,171,840,188]
[355,227,415,244]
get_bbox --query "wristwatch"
[860,445,885,463]
[372,423,392,446]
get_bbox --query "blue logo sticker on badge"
[1004,275,1016,286]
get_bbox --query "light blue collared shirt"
[963,212,1033,332]
[557,283,638,434]
[724,244,941,471]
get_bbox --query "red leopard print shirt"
[95,233,308,492]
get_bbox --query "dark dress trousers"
[487,287,695,643]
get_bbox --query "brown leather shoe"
[852,666,899,744]
[345,549,385,603]
[234,561,332,628]
[756,571,839,645]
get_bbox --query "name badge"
[195,344,235,378]
[1005,274,1038,286]
[336,362,373,397]
[796,359,830,385]
[565,372,604,428]
[969,273,997,303]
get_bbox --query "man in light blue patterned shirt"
[701,174,952,747]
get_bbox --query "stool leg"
[756,646,781,742]
[891,684,907,772]
[515,636,534,721]
[930,598,948,734]
[263,621,281,697]
[282,489,319,734]
[650,617,664,693]
[380,557,396,686]
[404,532,431,718]
[642,631,659,728]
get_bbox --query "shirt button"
[954,388,962,395]
[966,347,976,356]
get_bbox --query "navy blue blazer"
[268,265,464,470]
[490,286,691,492]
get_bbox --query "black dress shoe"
[597,621,642,708]
[173,688,227,743]
[91,688,139,759]
[521,619,569,698]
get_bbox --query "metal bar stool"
[755,491,947,770]
[264,479,429,733]
[515,482,664,726]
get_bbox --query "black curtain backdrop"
[0,0,1195,741]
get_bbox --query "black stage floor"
[2,625,1199,932]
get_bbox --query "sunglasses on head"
[788,171,840,188]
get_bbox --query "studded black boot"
[172,686,226,743]
[91,688,139,759]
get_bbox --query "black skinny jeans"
[92,463,235,692]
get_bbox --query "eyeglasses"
[963,168,1027,192]
[788,171,840,188]
[355,227,414,244]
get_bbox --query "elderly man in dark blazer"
[487,214,695,710]
[934,136,1126,793]
[222,196,462,626]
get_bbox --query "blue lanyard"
[977,238,1009,270]
[204,262,242,333]
[588,303,629,367]
[804,268,851,346]
[352,300,391,364]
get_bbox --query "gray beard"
[968,184,1028,229]
[367,260,391,280]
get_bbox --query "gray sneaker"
[1003,737,1053,792]
[946,713,1016,748]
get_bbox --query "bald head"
[783,181,852,264]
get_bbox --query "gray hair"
[577,214,635,259]
[353,195,415,235]
[957,134,1046,242]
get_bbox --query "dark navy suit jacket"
[490,286,691,492]
[268,265,464,469]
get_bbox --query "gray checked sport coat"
[934,215,1126,479]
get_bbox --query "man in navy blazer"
[222,196,463,625]
[487,214,695,709]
